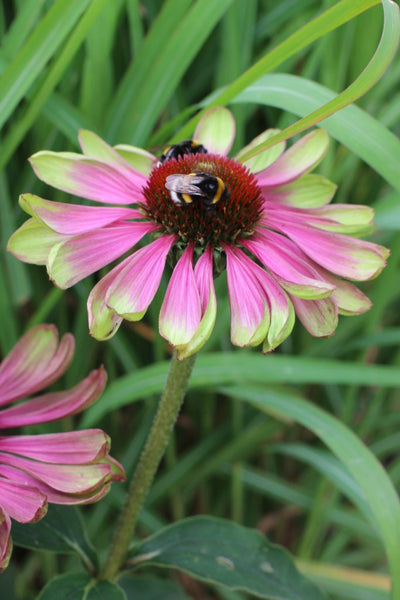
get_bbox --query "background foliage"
[1,1,400,598]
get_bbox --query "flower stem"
[98,351,197,581]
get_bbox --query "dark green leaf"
[12,505,98,572]
[37,573,126,600]
[119,574,190,599]
[128,516,326,600]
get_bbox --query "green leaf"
[222,385,400,599]
[236,0,400,162]
[231,73,400,193]
[12,505,98,572]
[128,516,326,600]
[81,353,400,427]
[119,574,190,599]
[37,573,126,600]
[0,0,90,130]
[174,0,380,140]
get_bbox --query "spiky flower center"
[142,154,263,248]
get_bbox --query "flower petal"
[194,107,235,156]
[243,230,335,299]
[106,234,176,319]
[29,151,144,205]
[19,193,141,235]
[115,144,157,175]
[0,430,110,464]
[78,130,149,182]
[0,509,12,572]
[176,246,217,359]
[7,218,66,265]
[236,129,285,173]
[256,129,329,187]
[0,325,74,407]
[0,478,47,523]
[47,221,155,288]
[88,263,125,341]
[291,296,338,337]
[223,245,270,347]
[0,454,112,495]
[265,217,388,281]
[262,174,337,208]
[0,367,106,428]
[160,244,201,346]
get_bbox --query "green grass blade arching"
[232,73,400,192]
[174,0,380,141]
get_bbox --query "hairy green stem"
[99,351,197,581]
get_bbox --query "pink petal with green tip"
[78,130,151,181]
[176,246,217,359]
[0,479,47,523]
[0,325,74,406]
[264,214,387,281]
[262,174,337,208]
[290,295,338,337]
[47,221,156,289]
[223,244,270,347]
[0,454,112,494]
[194,107,235,155]
[0,430,110,464]
[243,230,334,299]
[256,129,329,187]
[0,367,106,428]
[106,234,176,319]
[236,129,285,173]
[160,244,201,346]
[87,262,126,341]
[7,218,67,265]
[115,144,157,175]
[0,510,12,572]
[20,193,141,235]
[30,151,145,204]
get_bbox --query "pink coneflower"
[0,325,125,571]
[8,108,387,358]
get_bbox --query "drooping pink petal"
[0,430,110,464]
[7,218,67,265]
[256,129,329,188]
[242,229,334,299]
[0,454,112,495]
[236,129,285,173]
[0,478,47,523]
[313,268,372,316]
[223,244,270,347]
[176,246,217,359]
[47,221,156,289]
[87,261,126,341]
[29,152,145,205]
[264,215,388,281]
[106,234,176,319]
[262,174,337,208]
[78,130,151,182]
[290,295,338,337]
[194,107,235,155]
[159,243,201,346]
[0,367,106,428]
[252,267,295,352]
[0,508,12,572]
[20,193,142,235]
[0,464,115,505]
[0,326,74,407]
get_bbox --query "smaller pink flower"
[0,324,125,572]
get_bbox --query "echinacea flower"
[0,325,125,572]
[8,108,388,358]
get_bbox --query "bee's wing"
[165,174,206,195]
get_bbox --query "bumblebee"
[159,139,208,163]
[165,172,228,211]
